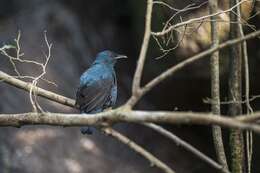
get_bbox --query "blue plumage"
[75,50,126,134]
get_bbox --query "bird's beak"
[115,55,128,59]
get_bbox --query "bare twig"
[128,0,153,107]
[152,0,254,36]
[132,30,260,106]
[29,31,52,112]
[0,31,55,112]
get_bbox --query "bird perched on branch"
[75,50,127,134]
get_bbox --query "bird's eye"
[80,93,85,98]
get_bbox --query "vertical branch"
[209,0,229,172]
[228,0,244,172]
[236,0,254,172]
[127,0,153,107]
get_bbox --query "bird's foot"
[80,127,94,135]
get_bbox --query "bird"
[75,50,127,134]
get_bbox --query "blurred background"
[0,0,260,172]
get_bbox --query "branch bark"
[237,0,254,172]
[128,0,153,107]
[209,0,229,172]
[228,0,244,172]
[1,110,260,133]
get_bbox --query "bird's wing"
[75,78,113,113]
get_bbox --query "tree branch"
[102,127,175,173]
[151,0,252,36]
[1,110,260,134]
[2,69,260,173]
[128,0,153,107]
[209,0,229,171]
[0,71,75,107]
[228,0,244,172]
[131,30,260,106]
[143,123,228,173]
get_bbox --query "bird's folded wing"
[75,78,113,113]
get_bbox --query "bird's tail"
[80,127,94,135]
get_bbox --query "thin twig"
[29,31,52,112]
[130,30,260,106]
[152,0,255,36]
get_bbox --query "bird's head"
[94,50,127,67]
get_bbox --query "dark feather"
[76,78,113,113]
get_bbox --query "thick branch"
[1,111,260,133]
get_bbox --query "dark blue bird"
[75,50,127,134]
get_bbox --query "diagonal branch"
[102,127,175,173]
[0,71,75,107]
[130,30,260,106]
[143,123,227,172]
[128,0,153,107]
